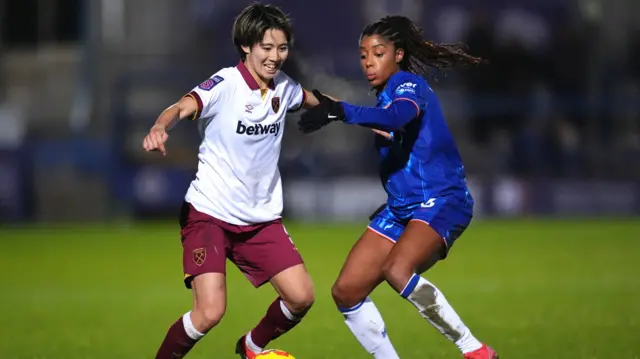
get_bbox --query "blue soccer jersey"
[340,71,474,251]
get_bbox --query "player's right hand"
[143,126,169,156]
[372,129,392,139]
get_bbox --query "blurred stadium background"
[1,0,639,358]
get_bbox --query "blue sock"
[400,273,421,298]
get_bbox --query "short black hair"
[232,2,294,61]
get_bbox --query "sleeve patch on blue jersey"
[395,82,417,96]
[198,75,224,91]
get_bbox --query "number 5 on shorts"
[421,198,437,208]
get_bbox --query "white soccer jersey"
[183,61,305,225]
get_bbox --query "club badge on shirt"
[272,97,281,113]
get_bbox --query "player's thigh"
[191,272,227,327]
[332,208,401,307]
[180,202,230,289]
[385,220,445,279]
[270,263,315,312]
[231,220,304,289]
[331,228,395,307]
[383,197,471,290]
[411,195,473,258]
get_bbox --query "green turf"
[1,219,639,358]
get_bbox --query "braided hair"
[361,16,484,78]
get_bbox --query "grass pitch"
[1,218,639,358]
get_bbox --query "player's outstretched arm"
[300,88,340,108]
[298,90,416,134]
[301,88,392,139]
[142,96,198,156]
[340,100,418,132]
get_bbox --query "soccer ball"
[255,349,295,359]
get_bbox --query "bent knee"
[194,303,226,331]
[331,281,366,309]
[382,258,413,288]
[281,287,315,314]
[284,289,316,313]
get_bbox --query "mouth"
[264,63,279,74]
[366,73,376,81]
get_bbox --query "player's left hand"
[298,90,345,134]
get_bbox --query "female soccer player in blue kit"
[298,16,498,359]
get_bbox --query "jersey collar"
[374,70,406,99]
[236,61,276,91]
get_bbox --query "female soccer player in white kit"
[142,4,321,359]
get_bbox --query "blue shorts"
[368,196,473,257]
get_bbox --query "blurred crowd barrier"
[1,0,639,222]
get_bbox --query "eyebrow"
[360,44,387,50]
[261,42,289,46]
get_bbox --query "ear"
[241,45,251,57]
[395,48,405,64]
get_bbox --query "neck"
[375,68,401,94]
[244,61,270,90]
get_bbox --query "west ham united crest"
[193,248,206,266]
[272,97,280,113]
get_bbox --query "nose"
[270,49,281,62]
[363,57,373,69]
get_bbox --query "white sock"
[183,312,205,341]
[245,331,262,353]
[401,274,483,354]
[280,300,300,321]
[245,300,299,354]
[340,297,400,359]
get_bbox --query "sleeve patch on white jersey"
[198,75,224,91]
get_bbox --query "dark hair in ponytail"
[361,15,485,78]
